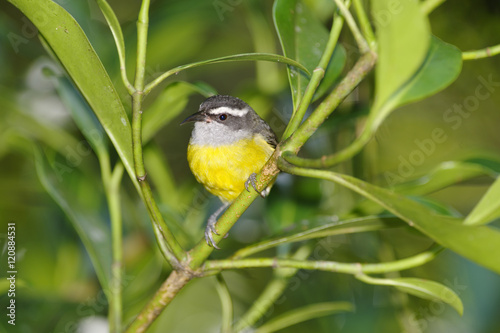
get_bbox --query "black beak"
[180,111,207,125]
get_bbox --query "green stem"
[421,0,446,15]
[203,245,443,275]
[283,127,372,168]
[333,0,369,53]
[282,51,377,154]
[98,148,124,333]
[282,6,345,140]
[130,0,185,263]
[462,44,500,60]
[352,0,376,48]
[234,244,313,332]
[215,274,233,333]
[134,0,149,92]
[125,270,192,333]
[108,163,124,333]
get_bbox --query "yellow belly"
[187,136,274,203]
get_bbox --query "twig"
[463,44,500,60]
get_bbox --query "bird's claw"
[205,216,221,249]
[245,173,266,198]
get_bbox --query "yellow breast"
[187,135,274,203]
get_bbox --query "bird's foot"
[245,173,267,198]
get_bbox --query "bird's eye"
[219,114,228,121]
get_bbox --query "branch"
[463,44,500,60]
[333,0,370,53]
[282,6,345,139]
[130,0,185,263]
[352,0,376,48]
[203,245,443,275]
[281,51,377,156]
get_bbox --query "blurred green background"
[1,0,500,332]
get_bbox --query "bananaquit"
[182,95,278,248]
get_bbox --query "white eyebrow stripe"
[208,106,248,117]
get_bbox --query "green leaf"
[356,273,463,315]
[49,73,109,159]
[352,37,462,160]
[393,36,463,107]
[395,160,496,196]
[282,163,500,274]
[464,176,500,226]
[371,0,430,115]
[8,0,138,191]
[34,146,111,290]
[273,0,346,108]
[255,302,353,333]
[145,53,310,94]
[143,81,216,143]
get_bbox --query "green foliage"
[356,273,463,315]
[273,0,346,107]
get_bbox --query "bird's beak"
[180,111,208,125]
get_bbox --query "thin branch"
[130,0,185,262]
[333,0,370,53]
[215,274,233,333]
[108,163,124,333]
[281,51,377,156]
[352,0,376,48]
[462,44,500,60]
[203,245,443,275]
[282,4,346,139]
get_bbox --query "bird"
[181,95,278,248]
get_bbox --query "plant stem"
[99,152,124,333]
[421,0,446,15]
[333,0,369,53]
[203,245,443,275]
[130,0,185,263]
[234,244,312,332]
[352,0,376,48]
[282,6,345,139]
[462,44,500,60]
[282,51,376,155]
[107,163,124,333]
[215,274,233,333]
[124,270,192,333]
